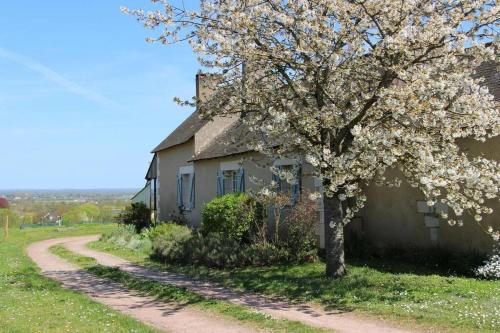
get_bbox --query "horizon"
[0,188,140,195]
[0,188,139,191]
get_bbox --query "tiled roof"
[152,111,209,153]
[191,121,258,161]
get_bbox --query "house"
[135,63,500,254]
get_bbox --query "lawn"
[50,244,329,333]
[0,225,160,333]
[90,239,500,333]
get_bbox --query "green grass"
[50,245,329,333]
[90,239,500,333]
[0,225,160,333]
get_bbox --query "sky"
[0,1,200,190]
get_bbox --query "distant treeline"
[2,197,131,227]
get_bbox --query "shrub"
[242,242,290,266]
[186,232,244,268]
[149,222,184,240]
[101,224,136,243]
[201,193,256,242]
[150,196,320,268]
[101,225,152,252]
[117,202,151,233]
[475,246,500,280]
[151,230,295,268]
[151,224,192,263]
[280,197,319,262]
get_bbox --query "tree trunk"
[323,195,346,278]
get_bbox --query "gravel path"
[27,237,265,333]
[62,235,416,333]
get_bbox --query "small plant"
[117,202,151,233]
[270,194,294,244]
[149,222,185,240]
[201,193,256,242]
[151,223,192,263]
[187,232,244,268]
[243,242,290,266]
[168,211,189,226]
[101,224,136,243]
[475,246,500,280]
[281,196,319,262]
[100,225,152,252]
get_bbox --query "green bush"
[201,193,256,242]
[101,224,136,243]
[149,195,320,268]
[117,202,151,233]
[243,242,290,266]
[152,230,296,269]
[186,233,244,268]
[149,222,183,240]
[100,225,152,252]
[151,224,192,263]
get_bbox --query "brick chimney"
[194,73,239,155]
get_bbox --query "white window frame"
[178,165,195,211]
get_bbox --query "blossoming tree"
[125,0,500,278]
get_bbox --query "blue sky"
[0,1,199,189]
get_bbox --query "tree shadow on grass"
[88,265,206,307]
[177,263,384,311]
[171,259,477,312]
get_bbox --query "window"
[278,165,294,194]
[217,167,245,196]
[223,170,237,194]
[273,163,301,205]
[177,166,195,210]
[182,174,191,207]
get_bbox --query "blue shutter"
[236,168,245,193]
[272,165,282,192]
[189,174,195,209]
[176,174,183,209]
[216,171,223,196]
[292,166,302,206]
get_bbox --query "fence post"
[3,215,8,239]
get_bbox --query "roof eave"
[151,135,195,154]
[189,148,255,162]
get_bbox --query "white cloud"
[0,47,118,108]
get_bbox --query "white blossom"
[475,246,500,280]
[126,0,500,238]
